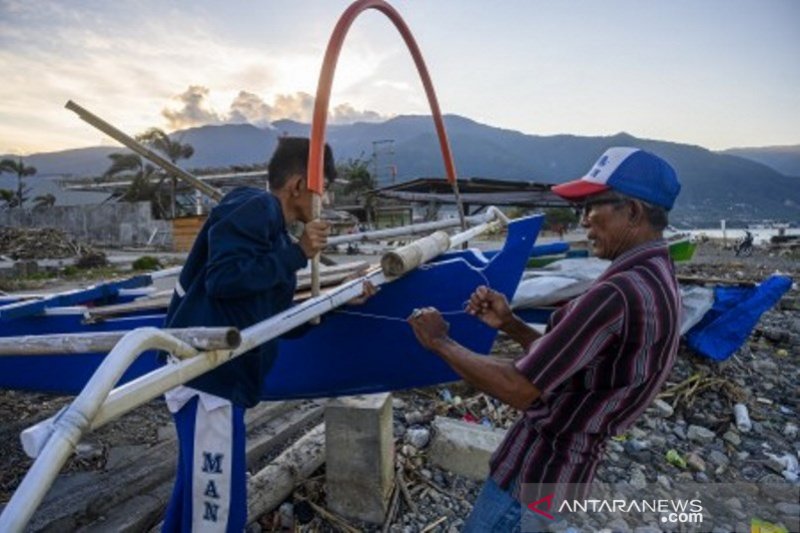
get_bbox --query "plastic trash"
[734,403,752,433]
[666,449,687,469]
[751,518,788,533]
[440,388,453,403]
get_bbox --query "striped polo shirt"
[490,239,681,500]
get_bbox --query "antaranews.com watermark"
[521,482,799,532]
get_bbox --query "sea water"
[681,228,800,245]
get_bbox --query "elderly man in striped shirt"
[408,147,682,532]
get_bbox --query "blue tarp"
[685,275,793,361]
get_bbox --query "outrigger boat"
[0,214,542,399]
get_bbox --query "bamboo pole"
[380,231,451,277]
[380,209,504,277]
[65,100,223,202]
[310,194,323,324]
[328,211,493,246]
[0,327,240,356]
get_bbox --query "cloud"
[271,92,315,122]
[228,90,272,126]
[330,103,384,124]
[161,86,223,129]
[162,87,388,130]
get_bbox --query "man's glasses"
[579,198,626,218]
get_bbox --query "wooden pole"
[328,211,493,246]
[65,100,223,202]
[310,194,323,323]
[379,217,503,277]
[0,327,240,356]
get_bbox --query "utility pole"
[371,139,395,187]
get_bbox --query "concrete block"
[428,416,507,480]
[325,393,394,524]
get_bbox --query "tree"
[0,157,37,208]
[103,153,168,217]
[337,156,377,225]
[339,157,376,196]
[0,189,16,208]
[135,128,194,218]
[33,193,56,209]
[543,207,579,237]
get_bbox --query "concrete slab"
[428,416,507,481]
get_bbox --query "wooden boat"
[0,215,542,399]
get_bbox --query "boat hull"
[0,216,542,399]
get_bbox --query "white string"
[334,261,494,323]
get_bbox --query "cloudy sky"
[1,0,798,155]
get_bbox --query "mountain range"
[720,145,800,178]
[2,115,798,227]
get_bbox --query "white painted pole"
[0,328,197,533]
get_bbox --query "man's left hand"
[347,280,378,305]
[408,307,450,352]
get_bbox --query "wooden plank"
[83,296,173,321]
[246,424,326,524]
[677,275,757,287]
[0,276,153,320]
[29,400,325,532]
[171,216,206,253]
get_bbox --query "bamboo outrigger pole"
[65,100,223,202]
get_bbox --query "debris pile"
[0,227,98,260]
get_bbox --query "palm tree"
[0,189,16,208]
[0,157,37,208]
[339,156,377,226]
[135,128,194,218]
[104,153,167,217]
[33,193,56,209]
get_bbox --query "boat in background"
[668,234,697,262]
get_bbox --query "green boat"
[668,235,697,262]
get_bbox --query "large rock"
[686,425,716,444]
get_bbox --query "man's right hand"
[465,285,513,330]
[299,220,330,258]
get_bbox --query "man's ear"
[290,174,304,197]
[629,200,643,224]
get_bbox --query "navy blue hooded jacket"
[164,187,308,407]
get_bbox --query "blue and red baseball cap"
[552,147,680,210]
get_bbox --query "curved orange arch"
[307,0,458,195]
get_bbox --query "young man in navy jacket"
[162,137,335,532]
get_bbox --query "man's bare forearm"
[430,338,540,411]
[500,314,541,351]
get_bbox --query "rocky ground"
[1,241,798,532]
